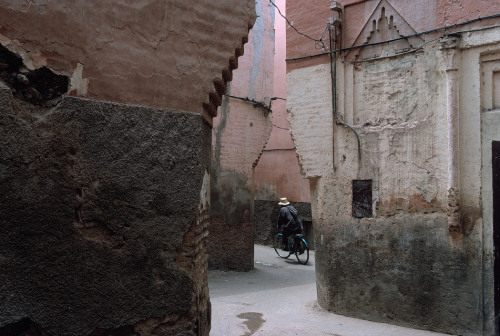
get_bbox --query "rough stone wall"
[209,98,272,271]
[469,44,500,336]
[208,0,274,271]
[286,0,500,334]
[0,91,212,335]
[0,0,256,334]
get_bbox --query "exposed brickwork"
[207,217,254,271]
[131,210,211,336]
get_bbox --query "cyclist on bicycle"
[277,197,303,251]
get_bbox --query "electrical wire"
[223,95,291,129]
[272,124,290,130]
[263,147,296,151]
[223,94,272,112]
[340,23,500,63]
[286,13,500,62]
[348,37,441,63]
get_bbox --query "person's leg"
[282,230,289,250]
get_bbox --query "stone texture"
[208,96,272,271]
[314,211,483,334]
[287,44,480,335]
[0,91,212,335]
[0,0,257,334]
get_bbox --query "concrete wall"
[475,46,500,336]
[0,1,256,334]
[286,0,500,334]
[208,0,274,271]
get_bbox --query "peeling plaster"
[0,34,47,70]
[69,63,89,96]
[199,169,210,213]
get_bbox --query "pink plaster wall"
[254,0,311,203]
[0,0,256,119]
[212,0,275,177]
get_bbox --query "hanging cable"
[223,94,272,113]
[286,13,500,62]
[272,124,290,130]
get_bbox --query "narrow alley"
[209,245,451,336]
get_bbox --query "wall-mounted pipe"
[328,23,361,162]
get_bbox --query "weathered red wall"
[0,0,256,120]
[285,0,500,335]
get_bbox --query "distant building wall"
[208,0,274,271]
[286,0,500,335]
[253,0,311,247]
[0,1,255,335]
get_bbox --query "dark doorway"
[493,141,500,334]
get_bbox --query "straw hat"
[278,197,290,206]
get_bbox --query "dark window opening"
[352,180,372,218]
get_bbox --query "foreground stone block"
[0,91,211,335]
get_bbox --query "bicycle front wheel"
[273,234,292,259]
[295,238,309,264]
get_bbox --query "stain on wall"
[0,0,257,334]
[0,0,257,120]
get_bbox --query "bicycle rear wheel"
[273,234,292,258]
[294,238,309,264]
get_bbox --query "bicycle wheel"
[273,234,292,259]
[294,238,309,264]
